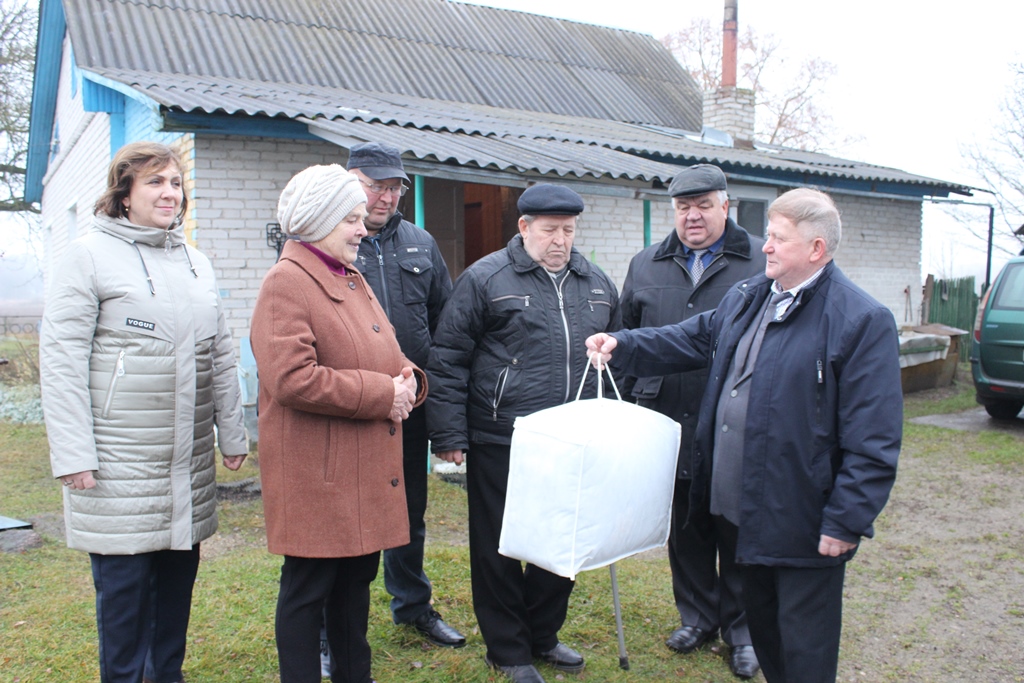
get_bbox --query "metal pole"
[643,199,651,247]
[414,174,426,228]
[609,563,630,670]
[985,204,994,292]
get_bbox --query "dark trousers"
[276,553,380,683]
[383,407,433,624]
[90,545,200,683]
[669,480,750,646]
[467,441,575,667]
[740,562,846,683]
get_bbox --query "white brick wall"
[574,193,674,288]
[704,87,756,144]
[831,194,923,324]
[190,136,344,344]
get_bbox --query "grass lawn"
[3,366,1023,681]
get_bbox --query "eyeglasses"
[359,179,408,197]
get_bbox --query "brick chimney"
[702,0,756,149]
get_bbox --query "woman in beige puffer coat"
[40,141,247,683]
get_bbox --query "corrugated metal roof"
[95,67,971,193]
[63,0,703,129]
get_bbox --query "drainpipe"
[414,175,425,229]
[643,199,651,247]
[925,195,995,292]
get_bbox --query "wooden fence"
[927,276,978,361]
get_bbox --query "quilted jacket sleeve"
[40,246,101,478]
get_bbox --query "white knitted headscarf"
[277,165,367,243]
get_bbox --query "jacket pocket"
[631,376,663,401]
[101,349,126,419]
[398,254,433,304]
[324,420,338,483]
[492,365,511,421]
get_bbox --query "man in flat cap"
[329,143,462,656]
[426,183,620,683]
[618,163,765,679]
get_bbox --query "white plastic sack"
[498,385,681,580]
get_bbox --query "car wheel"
[984,401,1024,420]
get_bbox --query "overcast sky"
[460,0,1024,284]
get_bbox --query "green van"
[971,255,1024,419]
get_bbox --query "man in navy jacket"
[619,164,765,680]
[586,188,901,683]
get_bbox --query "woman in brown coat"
[250,164,426,683]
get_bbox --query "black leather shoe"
[534,642,585,673]
[486,657,548,683]
[728,645,760,679]
[665,625,719,653]
[412,609,467,648]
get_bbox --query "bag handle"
[576,353,623,402]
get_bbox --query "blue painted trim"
[81,70,162,108]
[110,112,125,158]
[162,111,320,140]
[70,45,78,98]
[82,79,125,113]
[25,0,67,204]
[640,154,967,199]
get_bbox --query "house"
[27,0,973,352]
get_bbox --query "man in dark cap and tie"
[427,184,621,683]
[618,164,765,679]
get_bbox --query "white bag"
[498,364,681,579]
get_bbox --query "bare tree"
[960,63,1024,256]
[0,0,38,214]
[660,17,843,152]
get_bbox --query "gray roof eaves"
[91,67,972,194]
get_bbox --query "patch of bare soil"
[838,436,1024,681]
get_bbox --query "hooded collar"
[93,213,187,249]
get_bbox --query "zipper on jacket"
[492,365,510,420]
[553,274,573,404]
[491,294,530,307]
[815,352,825,423]
[587,299,612,312]
[102,350,126,418]
[371,237,392,320]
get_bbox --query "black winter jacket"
[610,263,901,567]
[427,235,620,449]
[353,212,452,369]
[620,219,765,477]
